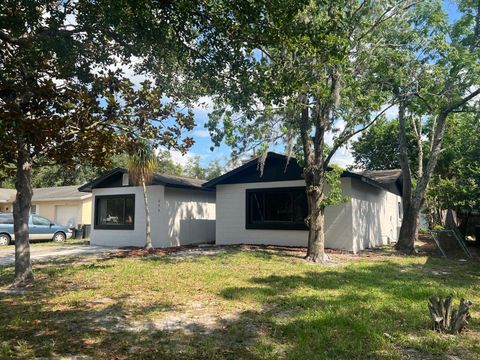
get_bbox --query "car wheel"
[0,233,11,246]
[53,232,66,243]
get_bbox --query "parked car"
[0,212,73,245]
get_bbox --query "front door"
[31,215,55,240]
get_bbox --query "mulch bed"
[106,235,478,260]
[108,243,357,260]
[109,245,202,258]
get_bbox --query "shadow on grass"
[219,259,480,359]
[0,251,479,359]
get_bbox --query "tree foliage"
[381,0,480,252]
[351,118,419,171]
[0,0,200,285]
[429,113,480,212]
[204,0,408,262]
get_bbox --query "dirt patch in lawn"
[121,300,244,335]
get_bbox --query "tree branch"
[444,87,480,114]
[323,102,396,168]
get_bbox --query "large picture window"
[246,187,308,230]
[95,194,135,230]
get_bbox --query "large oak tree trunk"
[141,175,153,251]
[396,110,449,252]
[13,143,34,286]
[305,182,328,263]
[397,198,420,254]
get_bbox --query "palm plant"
[127,141,157,250]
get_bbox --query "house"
[203,152,403,253]
[0,186,92,228]
[78,168,216,248]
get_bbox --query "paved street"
[0,245,122,266]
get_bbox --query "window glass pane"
[246,188,308,229]
[31,205,37,214]
[124,197,134,224]
[0,214,13,224]
[98,198,124,225]
[264,191,293,222]
[96,195,135,228]
[292,190,308,223]
[249,193,264,222]
[33,215,51,226]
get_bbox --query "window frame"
[245,187,308,231]
[94,194,135,230]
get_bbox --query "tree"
[29,164,101,188]
[184,156,207,179]
[351,117,419,171]
[205,1,408,262]
[205,159,223,180]
[127,141,157,250]
[428,113,480,235]
[392,0,480,253]
[156,150,184,176]
[0,1,196,286]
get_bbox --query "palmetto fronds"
[127,141,157,186]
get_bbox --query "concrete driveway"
[0,245,122,266]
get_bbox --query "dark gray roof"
[204,152,403,195]
[152,173,206,188]
[358,169,402,185]
[79,168,210,192]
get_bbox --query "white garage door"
[55,206,79,228]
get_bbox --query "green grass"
[0,248,479,359]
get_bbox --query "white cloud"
[169,150,194,167]
[192,129,210,138]
[330,146,355,169]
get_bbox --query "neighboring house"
[0,188,16,213]
[203,152,403,253]
[0,186,92,228]
[78,169,216,248]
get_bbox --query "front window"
[95,195,135,230]
[33,215,51,226]
[246,187,308,230]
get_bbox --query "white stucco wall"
[90,185,215,248]
[162,188,216,246]
[90,185,163,248]
[215,178,354,250]
[350,180,402,253]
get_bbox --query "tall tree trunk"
[397,198,420,253]
[13,142,34,286]
[458,210,471,238]
[396,99,417,252]
[141,175,153,250]
[397,106,453,252]
[305,174,328,262]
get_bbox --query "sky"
[157,1,461,170]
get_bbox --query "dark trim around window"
[94,194,135,230]
[245,187,308,230]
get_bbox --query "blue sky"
[170,1,462,169]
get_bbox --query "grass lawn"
[0,246,479,359]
